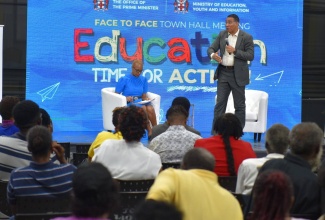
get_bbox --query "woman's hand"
[126,96,133,102]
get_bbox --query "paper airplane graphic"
[255,71,284,83]
[37,82,60,102]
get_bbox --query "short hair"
[213,113,243,176]
[134,200,182,220]
[112,107,124,128]
[132,59,143,67]
[251,170,293,220]
[166,105,189,122]
[71,162,119,217]
[118,105,147,141]
[0,96,20,120]
[265,124,290,154]
[171,97,191,113]
[27,125,52,157]
[228,14,240,22]
[40,108,52,127]
[13,100,40,130]
[182,148,215,172]
[289,122,323,157]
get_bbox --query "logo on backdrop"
[174,0,189,13]
[93,0,109,11]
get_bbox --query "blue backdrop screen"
[26,0,303,140]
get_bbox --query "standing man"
[208,14,254,131]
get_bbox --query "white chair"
[215,90,268,142]
[101,87,161,131]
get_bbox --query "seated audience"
[150,96,200,141]
[146,148,243,220]
[134,200,183,220]
[318,159,325,219]
[40,108,53,133]
[0,100,58,181]
[115,60,157,137]
[52,162,119,220]
[92,105,161,180]
[259,122,323,218]
[250,170,300,220]
[194,113,256,176]
[236,123,290,194]
[149,105,201,163]
[0,96,20,136]
[7,126,76,211]
[88,107,124,161]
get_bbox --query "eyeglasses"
[132,67,143,73]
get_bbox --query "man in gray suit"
[208,14,254,132]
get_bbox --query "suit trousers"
[212,67,246,134]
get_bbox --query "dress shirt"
[222,29,239,66]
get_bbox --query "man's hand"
[226,45,236,54]
[212,53,222,63]
[52,142,67,164]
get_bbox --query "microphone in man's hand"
[225,38,231,55]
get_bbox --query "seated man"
[259,122,323,218]
[150,97,200,141]
[40,108,53,133]
[7,126,76,210]
[146,148,243,220]
[0,96,20,136]
[149,105,201,163]
[88,107,124,161]
[0,100,58,181]
[236,123,290,194]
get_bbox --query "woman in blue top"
[115,60,157,137]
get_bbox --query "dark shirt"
[259,153,321,218]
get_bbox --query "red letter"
[167,38,191,63]
[74,28,94,63]
[119,37,143,62]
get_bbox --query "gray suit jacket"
[207,30,254,86]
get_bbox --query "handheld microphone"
[225,38,231,55]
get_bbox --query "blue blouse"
[115,73,148,97]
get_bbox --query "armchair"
[215,90,268,141]
[101,87,161,131]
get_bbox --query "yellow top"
[146,168,243,220]
[88,131,123,158]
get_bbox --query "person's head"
[112,107,124,130]
[134,200,182,220]
[265,124,290,155]
[289,122,323,168]
[40,108,53,133]
[171,97,191,113]
[166,105,188,126]
[226,14,239,35]
[132,60,143,77]
[27,125,52,158]
[71,162,119,218]
[251,170,294,220]
[13,100,41,132]
[213,113,243,139]
[181,148,215,172]
[118,105,147,142]
[0,96,20,120]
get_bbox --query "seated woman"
[52,162,119,220]
[92,105,162,180]
[194,113,256,176]
[115,60,157,137]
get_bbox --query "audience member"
[250,170,299,220]
[88,107,124,161]
[146,148,243,220]
[134,200,183,220]
[149,105,201,163]
[0,96,20,136]
[236,123,290,194]
[259,122,323,218]
[92,105,161,180]
[40,108,53,133]
[52,162,119,220]
[150,97,200,141]
[115,60,157,137]
[7,126,76,211]
[194,113,256,176]
[318,159,325,219]
[0,100,58,181]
